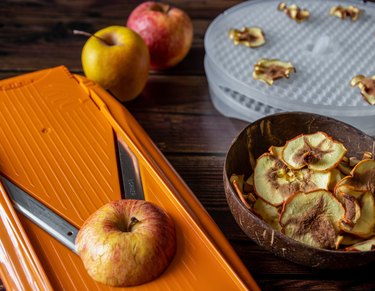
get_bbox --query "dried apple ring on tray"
[280,190,345,249]
[330,5,362,21]
[278,2,310,23]
[253,59,295,86]
[351,75,375,105]
[228,27,266,48]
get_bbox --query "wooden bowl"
[224,112,375,269]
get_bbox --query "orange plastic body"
[0,66,259,290]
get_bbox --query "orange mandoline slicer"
[0,66,259,291]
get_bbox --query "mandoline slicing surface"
[204,0,375,118]
[0,66,254,290]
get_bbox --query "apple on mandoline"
[75,199,176,287]
[78,26,150,102]
[126,1,193,70]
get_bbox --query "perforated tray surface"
[204,0,375,131]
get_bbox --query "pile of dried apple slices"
[230,131,375,251]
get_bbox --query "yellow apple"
[80,26,150,102]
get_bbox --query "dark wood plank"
[0,0,242,74]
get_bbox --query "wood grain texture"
[1,0,375,290]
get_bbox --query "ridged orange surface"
[0,66,259,290]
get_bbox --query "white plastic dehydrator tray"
[204,0,375,135]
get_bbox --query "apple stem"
[128,217,139,231]
[73,29,111,46]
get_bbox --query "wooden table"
[1,1,374,290]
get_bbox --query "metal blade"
[117,139,144,200]
[1,176,78,253]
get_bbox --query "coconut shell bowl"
[224,112,375,269]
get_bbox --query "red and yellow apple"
[75,199,176,287]
[79,26,150,102]
[127,1,193,70]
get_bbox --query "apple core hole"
[104,34,116,46]
[115,220,128,232]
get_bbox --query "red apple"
[75,199,176,287]
[127,1,193,70]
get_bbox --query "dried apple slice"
[338,159,375,238]
[253,153,330,206]
[328,168,345,191]
[337,156,352,175]
[338,193,361,228]
[280,190,346,249]
[278,2,310,23]
[348,159,375,192]
[245,173,254,187]
[340,233,365,246]
[268,145,283,159]
[230,174,256,209]
[345,236,375,251]
[334,176,365,198]
[334,176,366,228]
[253,199,282,231]
[330,5,362,21]
[341,191,375,238]
[281,132,347,171]
[351,75,375,105]
[253,58,295,86]
[228,27,266,48]
[362,152,373,160]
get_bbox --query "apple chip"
[345,236,375,251]
[337,156,352,175]
[281,132,347,171]
[230,174,256,209]
[245,173,254,187]
[335,160,375,237]
[330,5,362,21]
[228,27,266,48]
[334,176,366,198]
[340,233,365,246]
[340,191,375,238]
[253,199,282,231]
[328,168,345,191]
[351,75,375,105]
[347,159,375,193]
[253,59,296,86]
[278,2,310,23]
[268,145,283,159]
[253,153,330,206]
[280,190,345,249]
[338,193,361,228]
[363,152,373,160]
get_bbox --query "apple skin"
[127,1,193,70]
[81,26,150,102]
[75,199,176,287]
